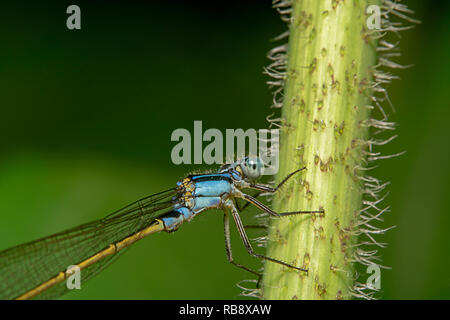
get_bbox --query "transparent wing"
[0,188,177,300]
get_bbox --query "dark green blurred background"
[0,1,448,299]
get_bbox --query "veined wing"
[0,188,177,300]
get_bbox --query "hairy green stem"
[262,0,379,299]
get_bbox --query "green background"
[0,1,449,299]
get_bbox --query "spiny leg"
[242,224,268,229]
[223,212,261,277]
[229,204,308,273]
[240,167,306,212]
[233,199,269,229]
[248,167,306,193]
[241,193,324,217]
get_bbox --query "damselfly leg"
[236,167,307,212]
[224,167,324,279]
[238,167,323,228]
[223,213,261,277]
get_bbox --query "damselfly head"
[238,156,264,181]
[219,156,265,180]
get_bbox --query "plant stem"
[262,0,379,300]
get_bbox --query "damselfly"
[0,157,323,300]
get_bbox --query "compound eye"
[244,157,263,180]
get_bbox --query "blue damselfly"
[0,157,323,299]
